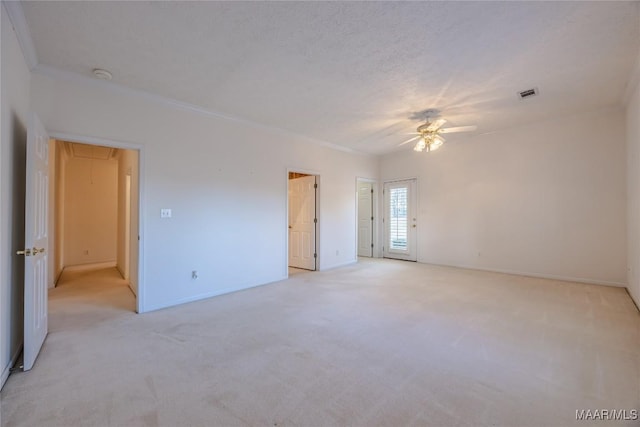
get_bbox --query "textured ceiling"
[21,1,640,154]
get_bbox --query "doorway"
[288,171,318,273]
[48,139,140,308]
[383,179,417,261]
[356,178,376,257]
[21,115,145,372]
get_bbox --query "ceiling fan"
[399,117,477,152]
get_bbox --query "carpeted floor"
[1,259,639,427]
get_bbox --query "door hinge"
[371,243,374,248]
[371,189,374,194]
[314,183,318,189]
[371,216,374,221]
[314,253,317,258]
[314,218,317,224]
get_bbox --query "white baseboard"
[627,288,640,312]
[1,345,23,391]
[63,261,117,272]
[142,275,288,313]
[320,259,357,271]
[426,261,626,288]
[54,268,63,286]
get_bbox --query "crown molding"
[2,0,369,156]
[3,0,37,70]
[32,64,368,156]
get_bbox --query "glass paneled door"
[383,179,417,261]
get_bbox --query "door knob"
[17,249,32,256]
[289,225,292,229]
[412,224,416,228]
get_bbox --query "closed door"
[357,181,373,257]
[383,179,417,261]
[22,113,50,371]
[289,175,316,270]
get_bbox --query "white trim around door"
[288,174,317,270]
[49,132,146,313]
[383,178,417,262]
[356,177,377,258]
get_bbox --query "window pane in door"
[389,187,408,250]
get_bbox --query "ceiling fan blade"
[398,135,421,146]
[439,125,478,134]
[426,118,447,132]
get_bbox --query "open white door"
[357,181,373,257]
[288,175,317,270]
[383,179,417,261]
[20,113,49,371]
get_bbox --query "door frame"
[49,132,146,314]
[286,168,320,276]
[124,174,132,280]
[355,177,378,258]
[383,177,418,262]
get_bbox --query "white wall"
[1,3,30,389]
[627,75,640,307]
[62,155,118,267]
[381,108,627,286]
[30,72,378,312]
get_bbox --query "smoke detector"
[92,68,112,80]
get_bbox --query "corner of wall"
[626,51,640,310]
[1,0,32,390]
[2,0,38,70]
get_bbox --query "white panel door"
[289,175,316,270]
[383,179,417,261]
[22,113,50,371]
[357,181,373,257]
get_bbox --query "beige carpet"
[288,267,310,277]
[1,259,639,427]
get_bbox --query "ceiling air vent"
[518,87,539,100]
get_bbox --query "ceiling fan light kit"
[413,133,444,152]
[404,116,477,153]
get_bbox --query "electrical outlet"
[192,270,198,279]
[161,208,172,218]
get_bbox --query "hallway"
[53,267,136,317]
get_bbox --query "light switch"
[160,208,172,218]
